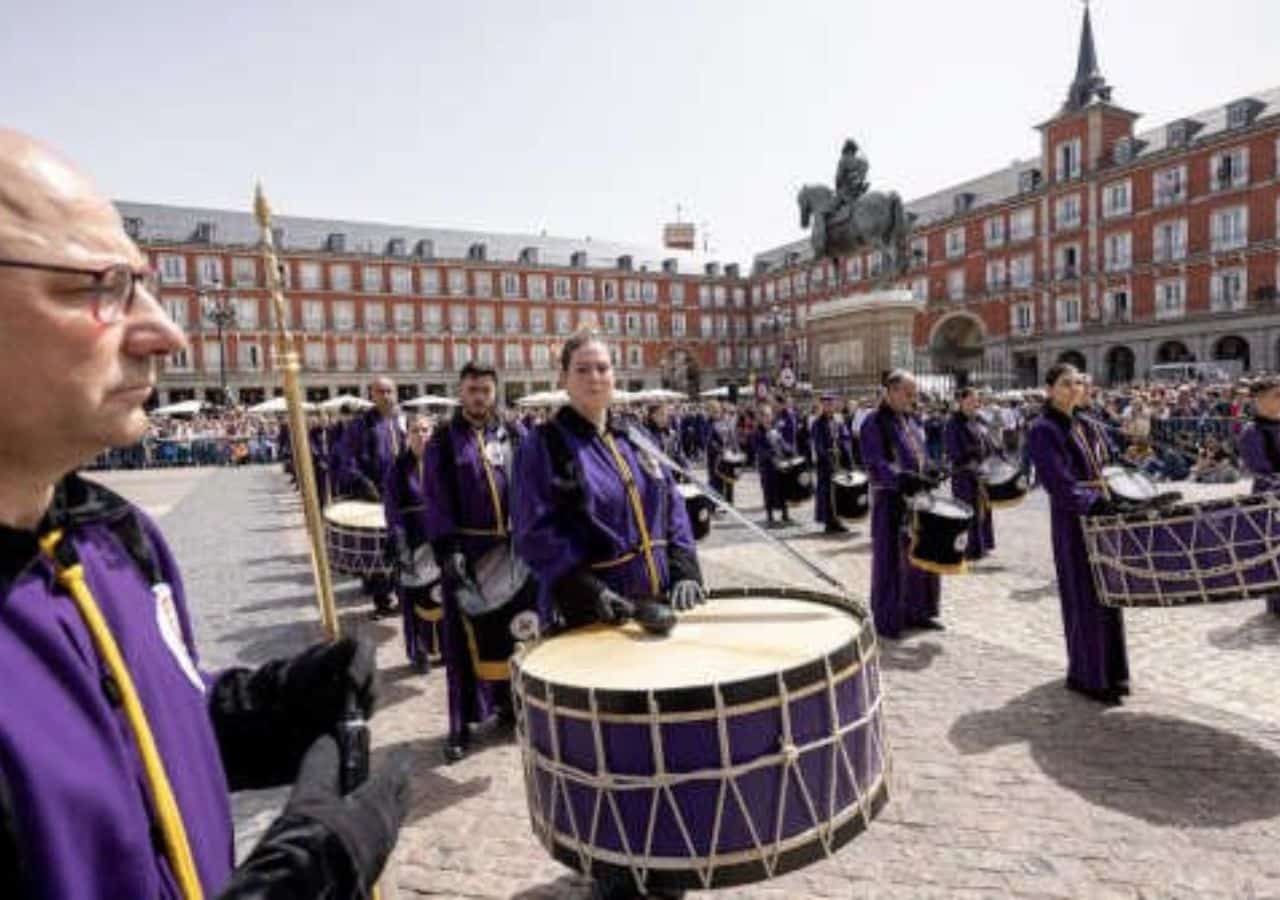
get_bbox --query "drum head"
[722,450,745,464]
[324,500,387,529]
[834,471,868,488]
[1102,465,1157,503]
[519,596,858,692]
[676,483,702,500]
[910,493,973,519]
[979,459,1018,483]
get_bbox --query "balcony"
[1154,189,1186,208]
[1053,265,1081,282]
[1210,231,1247,254]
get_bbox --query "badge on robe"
[153,582,205,694]
[484,440,507,468]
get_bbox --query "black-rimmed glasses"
[0,259,159,324]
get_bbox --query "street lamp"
[201,279,237,407]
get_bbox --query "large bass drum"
[323,501,391,576]
[512,587,890,893]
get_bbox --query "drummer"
[1026,363,1130,704]
[643,402,689,473]
[753,403,795,528]
[706,400,739,507]
[423,362,536,763]
[860,370,943,637]
[513,330,705,632]
[1236,375,1280,617]
[944,387,995,560]
[812,392,848,534]
[383,413,443,673]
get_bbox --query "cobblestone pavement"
[93,465,1280,899]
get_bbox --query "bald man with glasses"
[0,130,409,899]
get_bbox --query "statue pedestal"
[806,289,922,393]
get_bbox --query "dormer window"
[1113,139,1133,165]
[123,217,143,239]
[1018,169,1042,194]
[1227,99,1260,130]
[1167,122,1187,148]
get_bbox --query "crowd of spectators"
[87,409,285,470]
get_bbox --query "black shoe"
[496,705,516,730]
[1066,679,1121,706]
[411,656,431,675]
[1115,680,1131,696]
[915,619,946,631]
[824,522,850,534]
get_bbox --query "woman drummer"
[1026,362,1130,704]
[1236,375,1280,616]
[945,387,996,560]
[512,330,706,633]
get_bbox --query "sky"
[4,0,1277,263]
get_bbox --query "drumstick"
[624,425,861,609]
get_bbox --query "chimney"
[617,254,633,271]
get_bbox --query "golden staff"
[255,184,339,639]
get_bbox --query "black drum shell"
[833,471,870,520]
[777,456,814,504]
[908,494,973,575]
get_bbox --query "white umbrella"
[320,393,373,412]
[248,396,317,414]
[516,390,568,408]
[699,386,732,399]
[402,395,460,409]
[633,388,688,403]
[150,399,209,417]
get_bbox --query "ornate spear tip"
[253,182,273,229]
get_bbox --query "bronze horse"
[797,184,914,276]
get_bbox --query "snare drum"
[978,458,1027,507]
[323,500,391,576]
[676,482,714,541]
[1101,465,1157,506]
[907,492,974,575]
[513,586,889,893]
[833,470,870,520]
[777,456,814,503]
[717,449,746,482]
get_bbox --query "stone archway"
[1057,350,1087,372]
[1156,340,1193,364]
[1104,346,1135,386]
[1213,335,1250,371]
[929,313,986,379]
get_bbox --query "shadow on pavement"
[377,736,493,826]
[948,680,1280,827]
[510,873,593,899]
[220,614,395,665]
[1010,581,1057,603]
[236,583,366,615]
[878,639,943,672]
[1206,612,1280,651]
[243,553,314,568]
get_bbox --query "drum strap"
[600,433,663,596]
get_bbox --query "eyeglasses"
[0,259,159,324]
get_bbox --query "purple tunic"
[0,475,234,899]
[1236,417,1280,615]
[944,411,995,559]
[339,408,405,499]
[1027,406,1130,691]
[859,404,941,637]
[812,413,837,525]
[753,425,792,513]
[384,448,443,665]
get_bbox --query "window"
[713,285,727,307]
[394,303,414,333]
[1055,194,1081,231]
[610,344,622,369]
[362,266,382,293]
[1102,180,1131,218]
[717,345,731,368]
[420,268,440,295]
[448,268,466,296]
[303,340,325,370]
[504,343,524,368]
[947,269,965,300]
[1211,147,1249,191]
[1104,232,1132,272]
[810,264,826,289]
[1055,137,1081,182]
[603,311,619,334]
[671,313,686,336]
[365,302,386,332]
[390,267,412,294]
[1105,290,1131,324]
[846,256,862,281]
[477,343,495,366]
[531,344,550,368]
[502,272,520,298]
[792,273,807,297]
[1156,278,1186,320]
[603,280,618,303]
[332,300,354,332]
[867,253,883,279]
[334,342,356,372]
[1055,244,1080,279]
[1010,254,1034,288]
[423,304,442,333]
[623,280,638,304]
[1056,296,1081,332]
[946,227,965,259]
[476,307,494,334]
[232,258,256,287]
[644,312,658,336]
[162,296,188,328]
[627,345,642,369]
[733,286,746,308]
[1153,166,1187,207]
[529,308,546,334]
[450,305,469,333]
[473,271,493,298]
[395,341,416,372]
[554,309,571,334]
[1011,302,1034,335]
[909,237,928,267]
[527,274,546,301]
[329,264,352,291]
[625,312,640,335]
[504,307,521,333]
[299,262,321,290]
[700,314,713,337]
[302,300,325,332]
[984,216,1005,248]
[1153,219,1188,262]
[158,254,187,284]
[1210,267,1247,312]
[911,277,928,302]
[1010,207,1035,242]
[196,256,223,287]
[453,343,472,368]
[778,277,792,301]
[553,276,570,300]
[985,259,1007,291]
[763,282,775,303]
[425,342,444,371]
[366,341,387,371]
[668,282,685,305]
[577,277,595,302]
[1211,206,1248,251]
[167,349,191,372]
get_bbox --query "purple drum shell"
[515,587,889,891]
[1086,495,1280,607]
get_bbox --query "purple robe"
[339,408,404,500]
[944,411,995,559]
[812,413,838,525]
[384,448,444,666]
[0,475,234,898]
[1236,417,1280,615]
[859,404,941,637]
[1027,406,1130,691]
[753,425,792,514]
[706,416,738,504]
[512,406,700,626]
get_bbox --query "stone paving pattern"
[93,465,1280,899]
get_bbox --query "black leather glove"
[217,735,411,900]
[668,579,706,611]
[594,588,636,625]
[440,551,471,588]
[210,637,378,791]
[901,471,931,496]
[634,600,677,636]
[1088,497,1118,517]
[356,476,380,503]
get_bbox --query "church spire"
[1063,2,1112,112]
